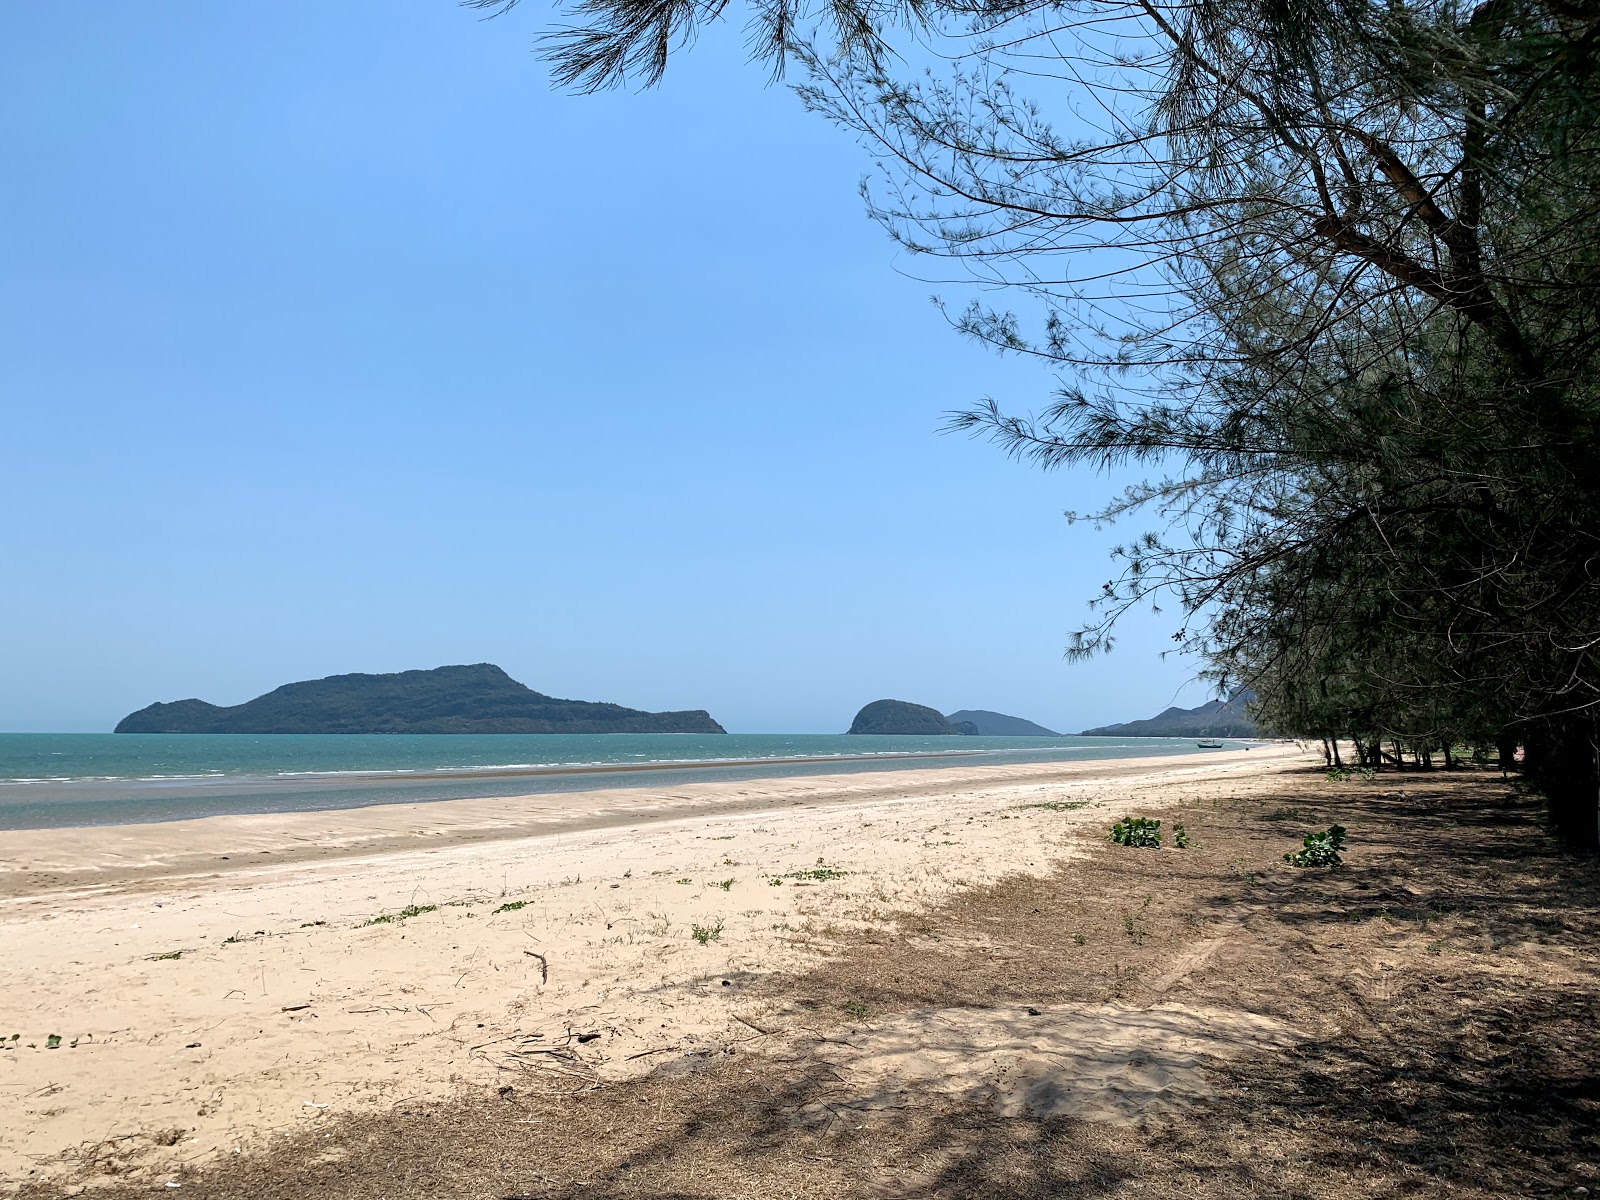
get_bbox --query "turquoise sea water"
[0,733,1240,830]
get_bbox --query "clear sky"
[1,1,1209,734]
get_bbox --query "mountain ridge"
[114,664,727,735]
[945,709,1059,736]
[1080,692,1257,738]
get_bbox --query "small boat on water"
[1197,739,1224,749]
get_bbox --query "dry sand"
[0,746,1306,1191]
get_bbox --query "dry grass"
[24,768,1600,1199]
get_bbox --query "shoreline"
[0,747,987,789]
[0,747,1286,903]
[0,738,1273,833]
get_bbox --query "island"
[847,699,968,735]
[945,709,1059,736]
[1081,692,1256,738]
[114,663,727,735]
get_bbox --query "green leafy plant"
[841,1000,870,1019]
[362,903,437,927]
[1173,822,1191,848]
[712,878,735,891]
[770,865,849,883]
[492,900,528,914]
[1109,817,1162,848]
[1284,825,1348,867]
[1325,767,1375,782]
[691,919,725,945]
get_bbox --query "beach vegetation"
[148,950,183,961]
[1172,823,1191,849]
[1017,800,1092,813]
[520,0,1600,848]
[1285,826,1349,868]
[691,919,725,945]
[771,863,849,883]
[1109,817,1162,848]
[362,904,437,926]
[492,900,529,914]
[713,878,735,890]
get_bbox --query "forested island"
[847,699,966,735]
[846,701,1057,735]
[114,664,727,734]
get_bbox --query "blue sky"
[1,1,1206,733]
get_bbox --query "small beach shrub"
[1285,825,1348,867]
[771,865,848,883]
[1109,817,1162,848]
[362,903,437,927]
[492,900,528,914]
[1173,822,1191,848]
[712,878,735,891]
[1325,767,1374,782]
[691,919,725,945]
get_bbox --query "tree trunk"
[1524,717,1600,851]
[1496,733,1518,777]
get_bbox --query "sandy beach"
[1,746,1305,1190]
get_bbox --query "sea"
[0,732,1239,831]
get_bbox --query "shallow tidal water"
[0,732,1240,830]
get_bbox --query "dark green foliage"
[1109,817,1162,848]
[1285,826,1348,868]
[114,664,727,735]
[511,0,1600,843]
[847,699,962,735]
[1173,822,1191,849]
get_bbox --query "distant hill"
[1081,692,1257,738]
[946,709,1059,737]
[847,699,966,735]
[115,664,727,735]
